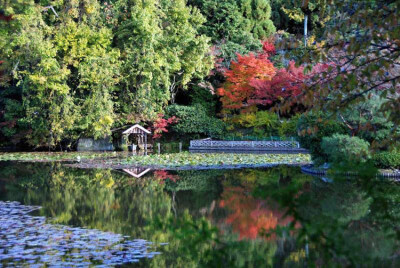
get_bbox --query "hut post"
[144,133,148,155]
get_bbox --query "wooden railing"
[190,139,300,149]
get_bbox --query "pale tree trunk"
[304,14,308,47]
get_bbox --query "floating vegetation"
[0,152,128,162]
[124,152,311,168]
[0,201,161,267]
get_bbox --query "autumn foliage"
[217,41,315,114]
[219,186,298,240]
[217,53,276,111]
[152,114,179,139]
[249,61,306,106]
[154,170,180,184]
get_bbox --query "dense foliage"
[321,134,370,166]
[373,151,400,169]
[0,0,214,148]
[294,1,400,127]
[114,0,213,122]
[188,0,275,67]
[297,112,347,164]
[166,105,226,139]
[1,0,398,171]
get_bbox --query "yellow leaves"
[30,75,47,85]
[102,115,114,125]
[281,6,304,23]
[85,5,95,14]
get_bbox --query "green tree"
[114,0,213,124]
[339,96,396,147]
[274,0,328,39]
[0,1,119,147]
[239,0,276,39]
[166,104,226,138]
[188,0,275,67]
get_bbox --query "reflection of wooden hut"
[122,168,151,178]
[122,124,152,152]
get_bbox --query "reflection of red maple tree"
[154,170,180,184]
[219,186,298,240]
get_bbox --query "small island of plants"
[123,152,311,169]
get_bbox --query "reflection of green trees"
[1,162,399,266]
[286,179,398,265]
[225,167,399,266]
[164,170,224,217]
[0,162,51,201]
[298,181,372,224]
[2,163,281,267]
[143,210,278,268]
[165,170,225,192]
[1,163,172,239]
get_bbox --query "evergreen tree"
[114,0,213,123]
[0,1,119,147]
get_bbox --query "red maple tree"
[249,61,306,106]
[217,53,276,112]
[152,114,179,139]
[217,41,332,114]
[261,40,276,56]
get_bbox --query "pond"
[0,161,399,267]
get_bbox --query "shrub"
[372,151,400,169]
[166,105,226,138]
[229,111,280,137]
[297,112,348,163]
[278,114,301,138]
[321,134,370,166]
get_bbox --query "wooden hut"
[122,124,152,153]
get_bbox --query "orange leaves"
[217,41,315,114]
[219,186,296,240]
[217,53,276,111]
[217,39,333,114]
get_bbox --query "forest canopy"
[0,0,399,150]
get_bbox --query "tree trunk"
[304,14,308,47]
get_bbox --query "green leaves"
[166,104,226,138]
[115,0,213,122]
[0,1,120,147]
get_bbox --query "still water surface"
[0,162,399,267]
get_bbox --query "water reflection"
[0,201,158,266]
[0,162,399,267]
